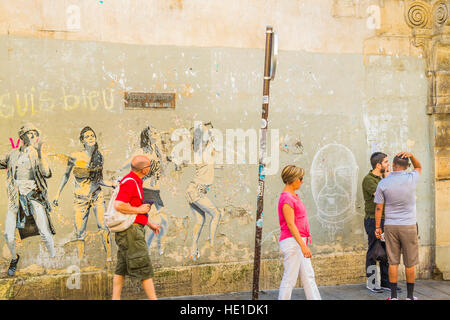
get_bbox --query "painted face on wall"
[149,129,159,143]
[310,144,358,222]
[22,130,39,147]
[82,130,96,147]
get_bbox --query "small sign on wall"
[124,92,176,109]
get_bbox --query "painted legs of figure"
[188,196,222,260]
[4,208,20,276]
[92,198,112,261]
[146,203,168,255]
[4,201,55,275]
[5,201,55,257]
[31,200,56,258]
[74,193,111,261]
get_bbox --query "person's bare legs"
[388,264,398,283]
[142,278,157,300]
[405,266,416,299]
[388,264,399,298]
[112,274,125,300]
[405,266,415,283]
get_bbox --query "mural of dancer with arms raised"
[185,122,222,261]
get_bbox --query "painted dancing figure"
[1,123,56,276]
[53,126,112,261]
[185,123,222,261]
[120,126,169,255]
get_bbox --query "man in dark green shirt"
[362,152,395,293]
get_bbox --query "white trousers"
[278,237,322,300]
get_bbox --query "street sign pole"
[252,25,277,300]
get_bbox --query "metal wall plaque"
[124,92,175,109]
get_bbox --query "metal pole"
[252,25,274,300]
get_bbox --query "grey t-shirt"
[374,170,420,226]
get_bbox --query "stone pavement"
[162,280,450,300]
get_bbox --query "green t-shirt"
[362,171,385,220]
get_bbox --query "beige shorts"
[384,225,419,267]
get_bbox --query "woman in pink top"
[278,165,321,300]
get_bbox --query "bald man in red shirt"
[112,155,160,300]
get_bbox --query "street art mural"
[0,121,365,276]
[0,123,56,276]
[310,143,359,237]
[53,126,113,261]
[119,125,170,255]
[184,122,222,261]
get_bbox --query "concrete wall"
[0,0,441,298]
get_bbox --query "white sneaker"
[366,285,384,293]
[406,296,419,300]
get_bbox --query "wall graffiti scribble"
[9,138,20,149]
[0,88,115,118]
[310,143,359,237]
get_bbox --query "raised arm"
[36,142,52,178]
[397,152,422,175]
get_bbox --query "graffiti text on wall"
[0,88,115,118]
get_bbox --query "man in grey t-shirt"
[374,152,421,300]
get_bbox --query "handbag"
[370,239,388,263]
[104,177,142,233]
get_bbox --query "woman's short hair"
[281,165,305,185]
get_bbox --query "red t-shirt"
[115,171,148,226]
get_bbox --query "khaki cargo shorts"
[114,223,154,281]
[384,224,419,267]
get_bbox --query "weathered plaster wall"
[0,0,441,298]
[0,0,423,56]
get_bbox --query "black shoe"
[381,284,402,292]
[8,254,20,276]
[366,285,384,293]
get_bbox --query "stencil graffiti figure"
[53,126,112,261]
[120,126,169,255]
[185,122,222,261]
[0,123,56,276]
[310,143,359,236]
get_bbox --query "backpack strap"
[120,177,143,201]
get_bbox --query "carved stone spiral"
[434,2,448,25]
[406,1,430,28]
